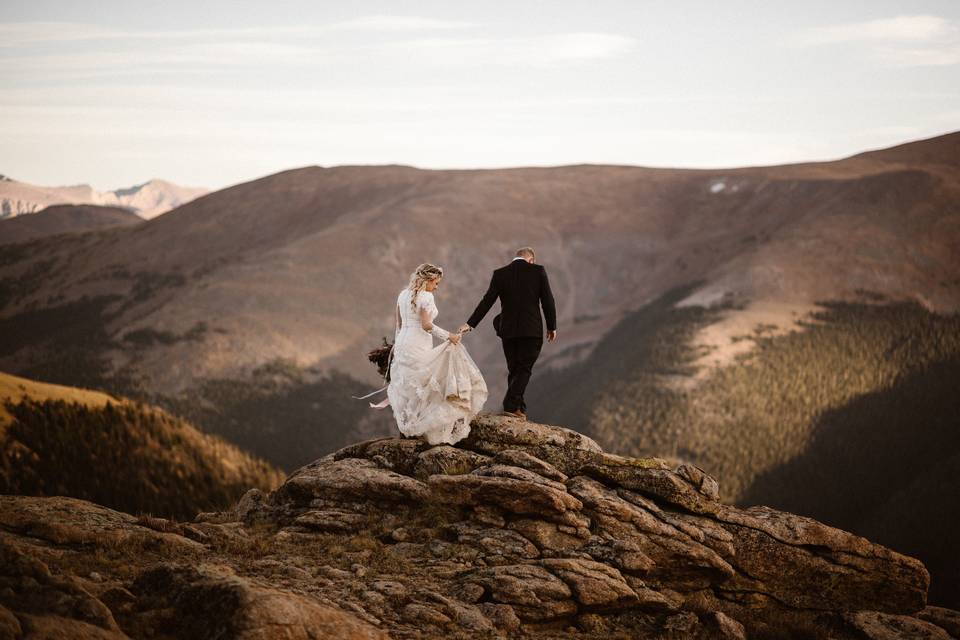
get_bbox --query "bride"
[386,263,487,445]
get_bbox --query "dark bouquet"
[366,337,394,382]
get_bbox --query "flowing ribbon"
[351,384,391,409]
[351,385,387,400]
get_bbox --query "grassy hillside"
[526,289,960,607]
[0,371,284,519]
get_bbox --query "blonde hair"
[407,263,443,309]
[516,246,536,261]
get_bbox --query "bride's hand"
[448,333,461,345]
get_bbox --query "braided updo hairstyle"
[409,262,443,309]
[407,263,443,309]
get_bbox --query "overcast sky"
[1,0,959,191]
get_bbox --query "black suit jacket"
[467,260,557,339]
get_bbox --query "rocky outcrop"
[0,496,384,640]
[0,414,955,639]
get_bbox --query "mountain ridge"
[0,203,143,245]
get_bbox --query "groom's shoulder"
[494,261,546,274]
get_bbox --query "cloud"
[0,26,635,80]
[797,15,956,45]
[0,16,474,48]
[0,17,634,76]
[792,14,960,67]
[379,32,636,67]
[537,32,636,62]
[327,15,475,31]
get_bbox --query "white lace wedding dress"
[387,288,487,445]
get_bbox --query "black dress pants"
[501,336,543,412]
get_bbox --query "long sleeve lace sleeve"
[417,291,450,341]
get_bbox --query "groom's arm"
[540,267,557,332]
[466,273,499,329]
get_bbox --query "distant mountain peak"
[0,176,209,220]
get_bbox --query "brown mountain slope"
[0,203,143,245]
[0,370,283,519]
[0,132,957,470]
[2,134,958,391]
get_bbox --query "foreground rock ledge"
[1,414,954,639]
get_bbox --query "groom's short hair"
[516,247,536,261]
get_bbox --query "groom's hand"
[547,330,557,342]
[457,324,472,334]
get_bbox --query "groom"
[459,247,557,420]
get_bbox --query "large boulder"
[428,466,583,518]
[273,457,430,506]
[128,564,386,640]
[456,564,577,622]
